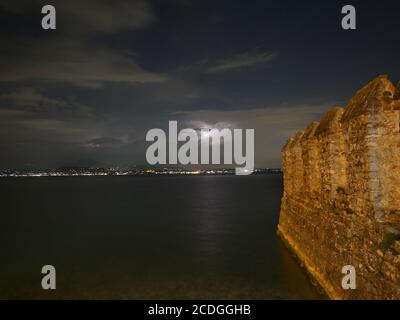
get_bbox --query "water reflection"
[0,175,324,299]
[194,176,228,256]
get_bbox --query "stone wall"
[278,75,400,299]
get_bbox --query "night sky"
[0,0,399,169]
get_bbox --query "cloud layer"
[0,1,166,88]
[206,52,277,73]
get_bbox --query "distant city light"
[0,167,281,178]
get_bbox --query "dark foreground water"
[0,174,324,299]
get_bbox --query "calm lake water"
[0,174,324,299]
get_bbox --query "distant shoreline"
[0,168,282,178]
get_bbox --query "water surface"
[0,174,324,299]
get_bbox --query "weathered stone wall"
[278,75,400,299]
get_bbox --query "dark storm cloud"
[0,0,399,169]
[0,40,167,88]
[174,103,332,167]
[0,0,155,33]
[0,0,166,88]
[0,87,92,116]
[0,0,169,168]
